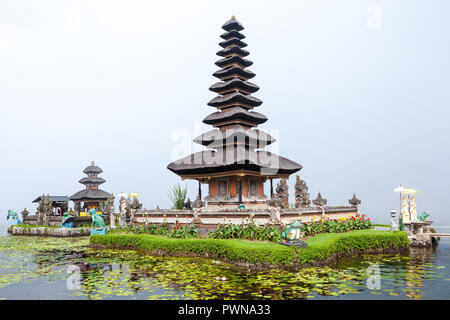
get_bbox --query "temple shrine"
[69,161,111,213]
[168,16,302,209]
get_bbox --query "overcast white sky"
[1,0,449,232]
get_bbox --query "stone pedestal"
[390,210,398,231]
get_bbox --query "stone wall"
[132,206,358,229]
[8,226,91,237]
[21,215,110,227]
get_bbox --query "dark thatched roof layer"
[167,148,302,176]
[167,17,302,180]
[203,107,267,126]
[32,196,69,203]
[213,66,255,80]
[83,164,103,174]
[208,92,262,108]
[220,30,245,40]
[215,56,253,68]
[69,189,111,201]
[194,127,275,148]
[219,37,247,48]
[78,177,106,185]
[222,16,244,32]
[216,46,249,57]
[209,78,259,93]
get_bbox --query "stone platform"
[8,226,91,237]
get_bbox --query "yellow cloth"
[401,196,410,223]
[410,197,418,222]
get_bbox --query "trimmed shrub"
[207,220,282,242]
[90,229,409,268]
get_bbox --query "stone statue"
[7,210,21,225]
[269,206,281,223]
[275,179,289,208]
[267,193,284,208]
[36,194,53,225]
[192,194,204,208]
[418,212,429,222]
[184,198,192,210]
[126,195,142,225]
[36,195,46,224]
[313,192,327,216]
[390,210,398,231]
[294,175,311,208]
[61,201,69,214]
[401,196,410,223]
[61,209,75,228]
[349,193,361,207]
[21,208,29,220]
[279,221,307,248]
[43,195,53,225]
[119,196,128,227]
[410,196,418,222]
[129,196,142,210]
[349,193,361,216]
[104,194,116,229]
[74,202,81,215]
[89,208,107,235]
[313,192,327,207]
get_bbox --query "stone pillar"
[119,197,127,227]
[390,210,398,231]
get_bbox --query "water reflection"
[0,235,449,300]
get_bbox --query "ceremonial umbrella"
[118,193,128,199]
[403,188,418,195]
[129,193,139,198]
[394,185,408,215]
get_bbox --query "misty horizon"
[1,0,449,232]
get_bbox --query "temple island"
[11,17,362,236]
[6,17,441,272]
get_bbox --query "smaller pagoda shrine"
[69,161,111,214]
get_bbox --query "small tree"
[168,184,187,209]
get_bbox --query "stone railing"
[132,206,358,228]
[8,226,91,237]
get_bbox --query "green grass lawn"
[372,224,391,228]
[90,229,409,268]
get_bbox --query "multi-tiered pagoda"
[70,161,111,212]
[168,16,302,209]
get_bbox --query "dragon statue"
[418,212,430,222]
[89,208,107,235]
[61,209,75,228]
[7,210,21,225]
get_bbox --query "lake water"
[0,228,449,300]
